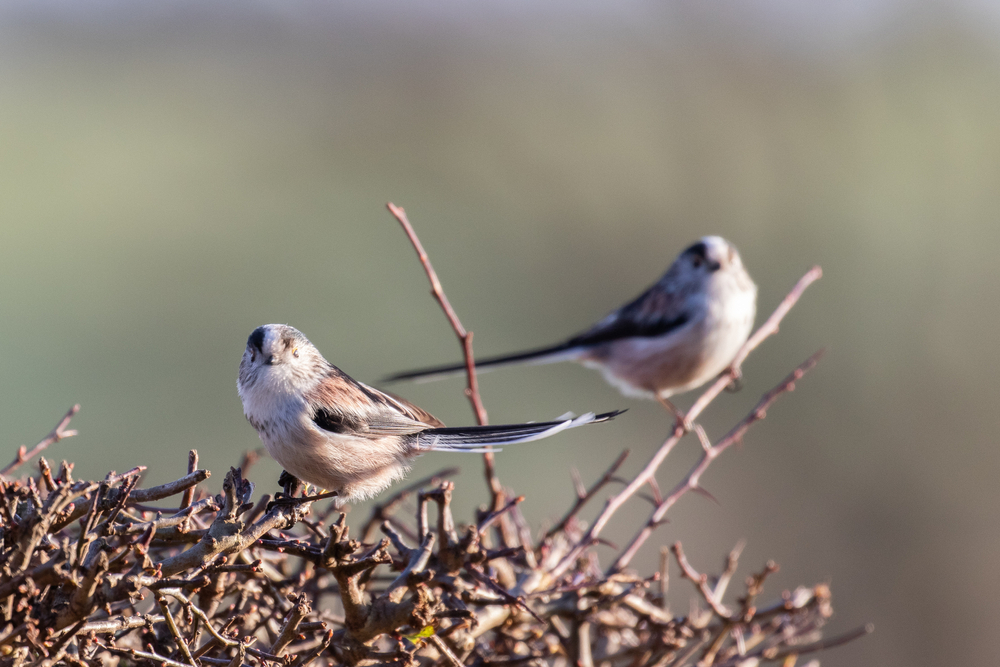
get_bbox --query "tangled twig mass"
[0,207,870,666]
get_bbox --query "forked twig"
[713,540,746,602]
[1,404,80,478]
[540,449,629,544]
[671,542,733,619]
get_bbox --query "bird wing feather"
[306,366,444,438]
[564,272,696,348]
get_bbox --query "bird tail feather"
[383,343,583,384]
[415,410,624,453]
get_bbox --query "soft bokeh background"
[2,1,998,664]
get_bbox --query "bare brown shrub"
[0,205,870,666]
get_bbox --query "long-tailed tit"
[385,237,757,409]
[237,324,622,503]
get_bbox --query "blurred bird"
[237,324,622,503]
[385,236,757,414]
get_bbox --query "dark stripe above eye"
[248,327,266,352]
[684,241,708,259]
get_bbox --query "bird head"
[681,236,745,274]
[238,324,327,399]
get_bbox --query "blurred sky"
[1,2,999,665]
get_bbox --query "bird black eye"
[292,348,300,358]
[691,256,703,268]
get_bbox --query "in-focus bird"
[385,236,757,414]
[237,324,622,503]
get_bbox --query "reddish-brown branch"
[387,203,488,427]
[713,540,745,602]
[550,267,822,578]
[477,495,524,535]
[387,202,504,510]
[1,404,80,478]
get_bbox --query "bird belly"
[584,325,712,399]
[258,419,411,503]
[582,296,754,399]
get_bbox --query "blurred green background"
[2,2,998,665]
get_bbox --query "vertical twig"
[670,542,733,619]
[156,595,198,667]
[387,202,504,510]
[659,546,670,611]
[180,450,198,511]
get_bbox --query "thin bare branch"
[131,469,211,504]
[180,450,199,510]
[429,635,464,667]
[768,623,874,659]
[387,202,504,511]
[713,540,746,602]
[477,495,524,535]
[1,405,80,478]
[272,595,311,656]
[360,466,459,542]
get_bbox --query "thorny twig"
[387,202,489,428]
[610,349,825,573]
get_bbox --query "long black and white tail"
[415,410,624,453]
[383,343,583,384]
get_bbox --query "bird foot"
[267,489,339,511]
[724,366,744,393]
[277,470,303,498]
[657,396,692,431]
